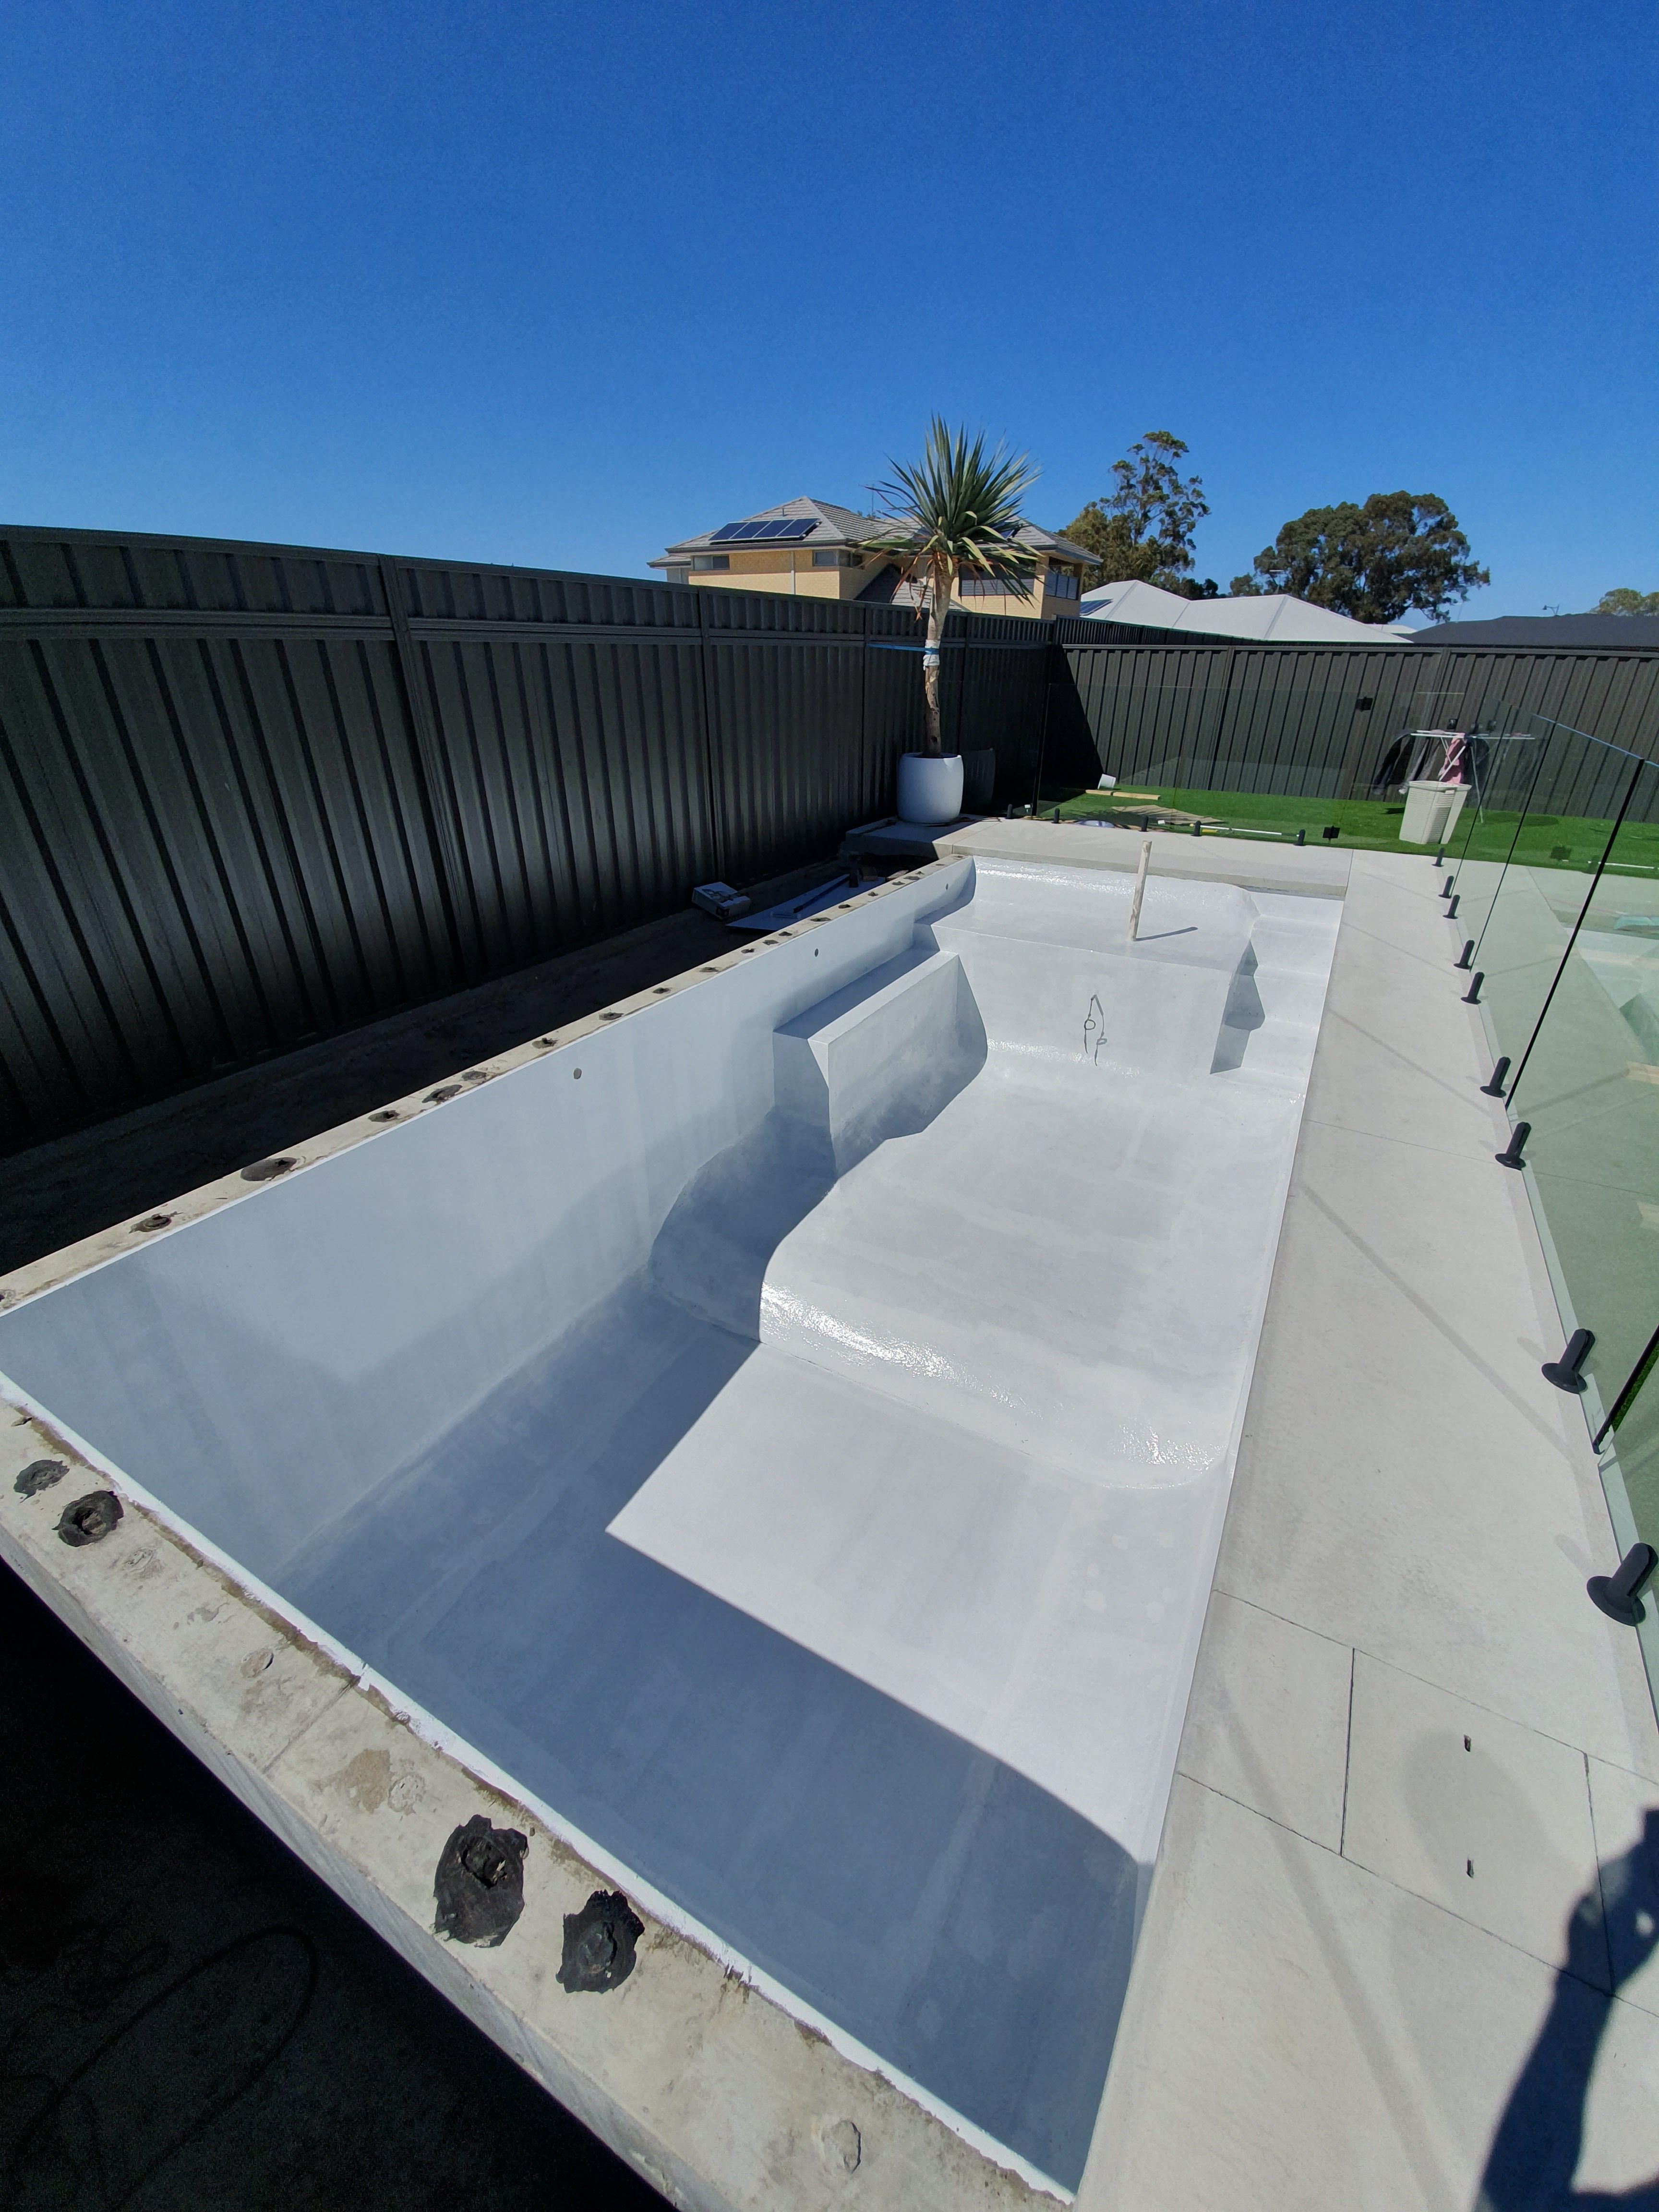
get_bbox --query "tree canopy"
[1591,588,1659,615]
[1064,432,1213,594]
[1230,493,1489,623]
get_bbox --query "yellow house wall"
[685,548,872,601]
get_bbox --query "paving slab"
[1342,1653,1605,1979]
[1174,1592,1352,1850]
[1077,1775,1659,2212]
[1586,1755,1659,2019]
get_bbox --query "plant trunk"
[920,563,949,757]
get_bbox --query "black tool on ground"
[557,1890,644,1994]
[1322,825,1340,841]
[1481,1056,1511,1097]
[1587,1543,1659,1626]
[1456,939,1475,969]
[1542,1328,1594,1393]
[1496,1120,1531,1169]
[433,1815,528,1947]
[1463,971,1484,1004]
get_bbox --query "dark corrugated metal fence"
[1053,620,1659,802]
[0,527,1048,1151]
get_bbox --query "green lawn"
[1050,785,1659,875]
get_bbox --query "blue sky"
[1,1,1653,617]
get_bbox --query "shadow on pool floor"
[0,1559,663,2212]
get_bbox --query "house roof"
[1079,578,1416,644]
[1407,613,1659,649]
[651,499,1098,571]
[651,496,879,564]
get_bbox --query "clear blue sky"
[2,1,1653,617]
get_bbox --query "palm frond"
[862,418,1041,577]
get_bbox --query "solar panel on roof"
[709,517,819,542]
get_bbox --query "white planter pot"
[896,752,964,827]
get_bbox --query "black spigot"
[1456,938,1476,970]
[1433,847,1446,866]
[1542,1327,1594,1392]
[1442,875,1455,898]
[1447,892,1460,918]
[1480,1056,1511,1097]
[1296,828,1306,846]
[1496,1120,1531,1169]
[1462,970,1484,1004]
[1587,1544,1659,1626]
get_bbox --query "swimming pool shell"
[0,855,1339,2193]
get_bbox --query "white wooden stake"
[1128,835,1152,942]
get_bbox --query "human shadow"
[1476,1811,1659,2211]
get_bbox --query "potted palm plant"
[865,420,1040,825]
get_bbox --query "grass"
[1047,785,1659,876]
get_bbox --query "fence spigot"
[1496,1120,1531,1169]
[1587,1543,1659,1626]
[1447,892,1460,918]
[1542,1327,1594,1393]
[1462,970,1484,1004]
[1480,1056,1510,1096]
[1456,938,1475,969]
[1296,828,1306,846]
[1442,875,1455,898]
[1433,847,1446,866]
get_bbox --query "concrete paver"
[1174,1592,1352,1850]
[1342,1654,1605,1978]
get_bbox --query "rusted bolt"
[14,1458,67,1497]
[132,1213,172,1233]
[240,1157,296,1182]
[57,1490,122,1546]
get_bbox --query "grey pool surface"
[0,856,1337,2193]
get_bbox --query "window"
[692,554,730,572]
[1047,570,1080,600]
[665,566,690,585]
[959,574,1029,598]
[812,549,862,568]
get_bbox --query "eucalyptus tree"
[865,419,1040,757]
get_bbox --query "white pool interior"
[0,856,1340,2193]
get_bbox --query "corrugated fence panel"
[7,523,1659,1154]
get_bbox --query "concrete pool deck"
[1,832,1656,2208]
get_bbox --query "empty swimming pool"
[0,855,1339,2194]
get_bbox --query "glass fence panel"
[1509,754,1659,1415]
[1462,719,1638,1087]
[1599,1347,1659,1689]
[1445,708,1552,950]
